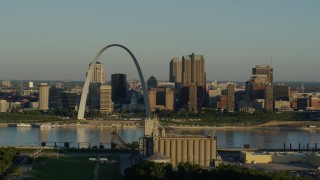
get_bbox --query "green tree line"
[125,161,303,180]
[0,147,19,173]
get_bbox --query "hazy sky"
[1,1,319,82]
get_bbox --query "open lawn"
[98,163,120,180]
[98,155,120,180]
[26,155,120,180]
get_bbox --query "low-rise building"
[240,151,320,168]
[0,99,8,112]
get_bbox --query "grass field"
[98,163,120,180]
[26,155,119,180]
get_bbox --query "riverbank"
[1,120,320,130]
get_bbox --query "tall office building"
[182,56,192,86]
[38,83,49,110]
[147,76,158,90]
[273,84,290,101]
[227,84,235,112]
[111,73,128,104]
[100,85,113,113]
[149,89,157,112]
[252,65,273,83]
[165,88,174,111]
[182,53,205,87]
[88,82,101,109]
[188,83,197,112]
[88,61,106,83]
[169,57,182,83]
[49,86,59,109]
[57,91,78,110]
[265,83,273,111]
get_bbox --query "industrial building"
[241,151,320,168]
[142,118,217,167]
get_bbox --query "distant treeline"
[158,110,319,126]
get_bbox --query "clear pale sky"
[1,1,319,82]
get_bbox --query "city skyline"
[1,1,320,82]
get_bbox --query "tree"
[124,161,170,180]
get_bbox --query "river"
[0,126,319,149]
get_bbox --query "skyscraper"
[169,57,182,83]
[188,83,197,112]
[182,53,205,87]
[88,82,101,109]
[57,91,78,110]
[88,61,106,83]
[265,83,273,111]
[147,76,158,90]
[38,83,49,110]
[182,56,192,87]
[273,84,290,101]
[252,65,273,83]
[149,89,157,112]
[111,73,128,104]
[227,84,235,112]
[100,85,113,113]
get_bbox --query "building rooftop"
[145,152,170,161]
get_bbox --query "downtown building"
[252,65,273,83]
[0,99,8,112]
[246,65,274,111]
[88,61,106,84]
[227,83,236,112]
[100,85,114,113]
[169,57,182,84]
[38,83,49,110]
[149,87,174,112]
[147,76,158,90]
[86,61,107,109]
[111,73,128,104]
[180,53,206,112]
[57,91,78,110]
[182,53,206,87]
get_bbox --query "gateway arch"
[77,44,151,120]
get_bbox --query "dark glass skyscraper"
[147,75,158,90]
[111,73,127,104]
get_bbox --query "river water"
[0,126,319,149]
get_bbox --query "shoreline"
[1,122,320,130]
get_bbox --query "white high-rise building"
[38,83,49,110]
[88,61,106,83]
[29,81,34,88]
